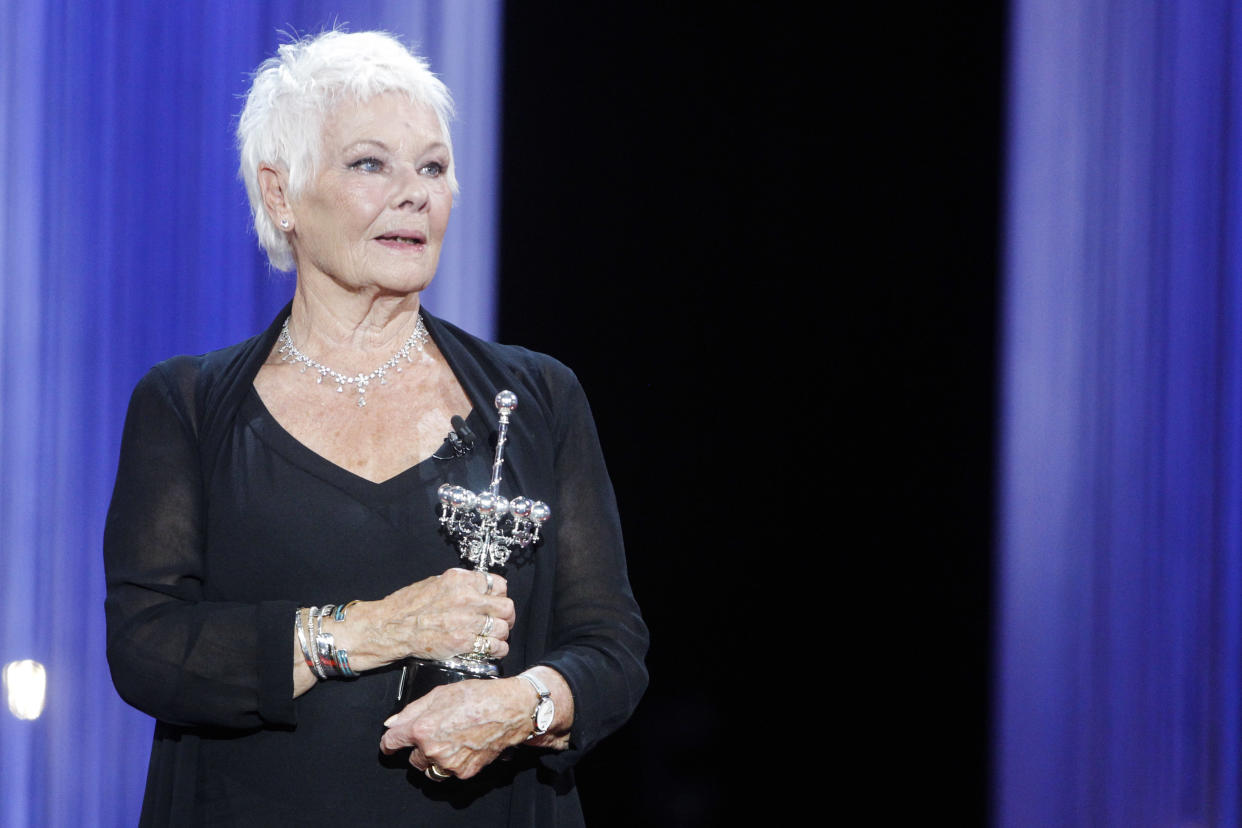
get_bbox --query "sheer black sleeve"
[103,360,296,730]
[530,362,649,770]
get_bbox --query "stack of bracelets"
[295,601,361,680]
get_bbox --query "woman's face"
[288,92,452,296]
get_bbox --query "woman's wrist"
[514,666,574,745]
[317,598,391,672]
[290,598,393,684]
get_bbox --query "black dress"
[103,305,649,826]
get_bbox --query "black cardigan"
[104,305,648,826]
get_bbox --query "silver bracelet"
[315,628,341,679]
[337,649,355,678]
[301,603,360,681]
[305,606,327,680]
[294,608,315,676]
[315,605,347,679]
[314,606,335,678]
[332,601,359,678]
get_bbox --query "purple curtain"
[998,0,1242,823]
[0,2,501,825]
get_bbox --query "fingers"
[435,611,512,659]
[470,611,511,659]
[475,614,511,643]
[479,597,515,628]
[391,615,511,662]
[441,569,515,626]
[382,706,470,779]
[465,633,509,660]
[381,681,531,780]
[376,569,516,662]
[465,567,507,598]
[380,708,417,756]
[438,571,515,657]
[447,567,509,597]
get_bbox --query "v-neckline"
[239,386,486,502]
[230,304,509,501]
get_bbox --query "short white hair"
[236,30,457,271]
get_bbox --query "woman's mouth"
[375,232,426,247]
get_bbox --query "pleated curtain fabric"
[998,1,1242,824]
[0,2,500,824]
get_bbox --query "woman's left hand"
[380,677,536,779]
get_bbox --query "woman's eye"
[349,157,383,173]
[420,161,445,177]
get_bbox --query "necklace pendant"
[279,314,426,408]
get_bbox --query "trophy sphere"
[449,486,472,509]
[493,495,511,516]
[510,497,533,518]
[475,491,497,515]
[437,483,454,505]
[530,501,551,524]
[495,390,518,413]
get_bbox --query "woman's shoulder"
[127,325,276,435]
[425,312,581,393]
[136,331,263,394]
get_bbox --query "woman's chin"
[304,267,438,299]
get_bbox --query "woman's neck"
[287,277,425,372]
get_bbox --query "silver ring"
[484,572,494,595]
[479,615,494,637]
[426,764,452,781]
[471,634,492,657]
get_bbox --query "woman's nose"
[390,165,429,211]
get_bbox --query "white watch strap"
[519,671,550,699]
[519,671,552,737]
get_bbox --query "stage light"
[3,660,47,720]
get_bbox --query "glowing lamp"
[3,659,47,720]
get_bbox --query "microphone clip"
[433,414,475,460]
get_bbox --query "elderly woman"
[104,30,647,826]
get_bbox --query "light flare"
[4,659,47,720]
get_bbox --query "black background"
[498,5,1002,823]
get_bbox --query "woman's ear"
[258,163,293,230]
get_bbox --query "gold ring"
[426,764,452,781]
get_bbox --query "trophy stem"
[488,404,511,496]
[475,526,496,571]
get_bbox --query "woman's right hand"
[373,567,515,663]
[330,568,515,673]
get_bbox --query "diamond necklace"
[276,313,429,408]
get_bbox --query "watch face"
[535,699,554,733]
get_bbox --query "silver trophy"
[396,390,551,702]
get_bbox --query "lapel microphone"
[434,415,476,460]
[449,415,476,452]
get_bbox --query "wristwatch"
[518,671,554,738]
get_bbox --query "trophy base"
[395,657,499,707]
